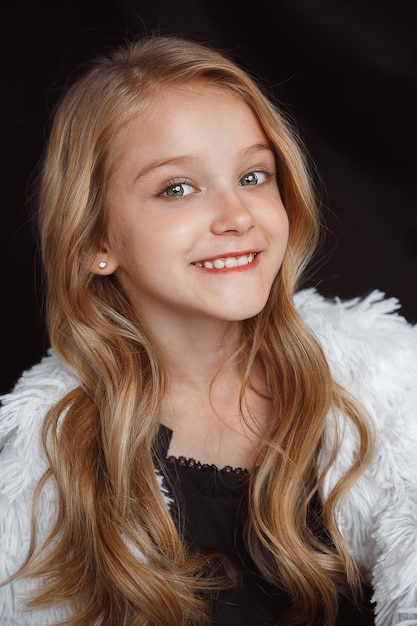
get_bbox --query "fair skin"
[96,83,289,468]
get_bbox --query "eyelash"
[156,167,277,198]
[156,178,195,197]
[239,167,276,186]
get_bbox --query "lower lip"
[192,253,260,274]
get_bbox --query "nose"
[210,192,255,236]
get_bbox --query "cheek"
[271,203,290,246]
[108,217,186,279]
[107,229,157,289]
[270,209,290,273]
[282,211,290,247]
[107,227,141,268]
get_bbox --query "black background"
[2,0,416,394]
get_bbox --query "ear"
[88,244,119,276]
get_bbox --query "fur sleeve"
[0,351,170,624]
[296,289,417,626]
[0,351,78,625]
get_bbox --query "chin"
[225,303,268,322]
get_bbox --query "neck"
[139,313,270,470]
[144,315,243,390]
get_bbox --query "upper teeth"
[193,252,256,269]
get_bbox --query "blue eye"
[239,171,268,186]
[163,182,194,197]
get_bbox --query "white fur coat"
[1,288,417,625]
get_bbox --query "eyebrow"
[133,142,274,182]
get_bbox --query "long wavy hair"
[18,35,373,625]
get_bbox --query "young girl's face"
[103,83,289,331]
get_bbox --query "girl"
[1,35,416,626]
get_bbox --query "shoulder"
[294,287,417,444]
[0,349,79,457]
[295,287,417,406]
[0,351,79,544]
[0,351,79,624]
[295,289,417,490]
[0,352,169,623]
[295,287,417,360]
[296,289,417,625]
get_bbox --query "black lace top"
[153,425,375,625]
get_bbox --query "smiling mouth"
[192,252,257,269]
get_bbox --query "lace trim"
[166,454,249,475]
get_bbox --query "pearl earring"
[98,261,107,269]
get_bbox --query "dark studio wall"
[1,0,416,393]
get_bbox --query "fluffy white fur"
[1,288,417,625]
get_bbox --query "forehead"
[112,81,268,161]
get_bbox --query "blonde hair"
[19,35,373,625]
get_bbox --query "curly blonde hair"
[18,35,373,625]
